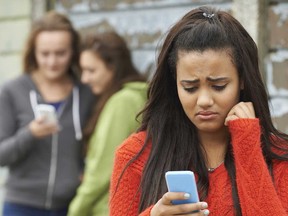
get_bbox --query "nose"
[196,89,213,108]
[81,71,89,84]
[47,54,57,66]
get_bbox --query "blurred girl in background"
[68,31,147,216]
[0,11,95,216]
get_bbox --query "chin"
[196,124,225,133]
[43,72,64,79]
[92,88,102,96]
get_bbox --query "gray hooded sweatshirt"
[0,74,95,210]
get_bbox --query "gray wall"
[54,0,288,133]
[0,0,32,83]
[55,0,233,77]
[266,0,288,132]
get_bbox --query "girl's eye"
[40,52,49,57]
[213,84,227,91]
[88,69,95,73]
[184,87,197,93]
[56,51,66,57]
[81,67,96,74]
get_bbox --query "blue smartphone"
[165,170,199,205]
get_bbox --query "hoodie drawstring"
[72,87,82,140]
[29,90,38,118]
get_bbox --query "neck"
[32,71,72,86]
[31,71,73,102]
[199,130,229,170]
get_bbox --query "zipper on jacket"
[29,87,82,208]
[45,133,58,209]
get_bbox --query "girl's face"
[35,31,73,80]
[176,49,242,134]
[80,50,114,95]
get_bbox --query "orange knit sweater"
[109,119,288,215]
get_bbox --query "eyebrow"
[180,77,229,84]
[207,77,229,82]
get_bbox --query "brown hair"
[82,31,146,142]
[22,10,80,77]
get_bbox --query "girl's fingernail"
[201,202,208,208]
[203,209,210,215]
[184,193,190,199]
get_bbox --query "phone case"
[165,170,199,205]
[35,104,58,124]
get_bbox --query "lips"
[196,111,218,120]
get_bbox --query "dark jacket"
[0,74,95,209]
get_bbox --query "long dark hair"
[82,31,146,141]
[120,6,288,215]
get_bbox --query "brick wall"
[0,0,32,83]
[55,0,233,77]
[55,0,288,132]
[267,0,288,132]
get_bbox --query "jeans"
[3,202,68,216]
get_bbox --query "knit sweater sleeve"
[228,118,288,215]
[109,133,153,216]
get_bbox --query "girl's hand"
[29,116,60,138]
[150,192,209,216]
[224,102,256,126]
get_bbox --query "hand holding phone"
[35,104,58,124]
[150,171,208,216]
[165,170,199,205]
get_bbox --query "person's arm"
[68,93,143,216]
[229,118,288,215]
[0,86,35,166]
[109,134,153,216]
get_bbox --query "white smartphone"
[35,104,58,124]
[165,170,199,205]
